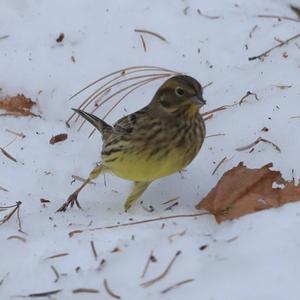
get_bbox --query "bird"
[57,75,206,212]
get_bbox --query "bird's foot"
[56,191,82,212]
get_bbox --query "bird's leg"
[124,181,151,212]
[56,163,107,212]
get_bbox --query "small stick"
[134,29,167,42]
[72,288,99,294]
[203,114,213,121]
[103,279,121,299]
[162,197,179,205]
[7,235,26,243]
[14,289,62,298]
[5,129,26,138]
[140,35,147,52]
[206,133,226,138]
[141,250,154,278]
[257,14,300,22]
[249,25,258,38]
[0,201,22,225]
[161,278,195,294]
[239,91,258,105]
[0,147,17,162]
[141,251,181,288]
[168,230,186,243]
[89,212,209,232]
[164,202,179,211]
[203,81,213,89]
[235,137,281,152]
[51,265,60,283]
[212,156,227,175]
[68,230,83,237]
[45,253,69,260]
[197,9,220,19]
[90,240,98,260]
[202,104,234,117]
[248,33,300,61]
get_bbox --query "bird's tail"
[72,108,112,138]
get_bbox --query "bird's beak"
[191,95,206,107]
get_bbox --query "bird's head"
[151,75,206,114]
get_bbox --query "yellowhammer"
[57,75,206,212]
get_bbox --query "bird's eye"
[175,87,185,96]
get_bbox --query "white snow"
[1,0,300,299]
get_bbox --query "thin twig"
[212,156,227,175]
[134,29,167,42]
[0,147,17,162]
[7,235,26,243]
[197,9,220,19]
[45,253,69,260]
[249,25,258,38]
[248,33,300,61]
[160,278,195,294]
[203,81,213,89]
[14,289,62,298]
[239,91,258,105]
[141,250,154,278]
[51,265,60,283]
[162,197,179,205]
[103,279,121,299]
[90,240,98,260]
[88,212,209,232]
[235,137,281,152]
[141,251,181,287]
[72,288,99,294]
[5,129,26,138]
[206,133,225,138]
[0,201,22,226]
[257,14,300,22]
[140,35,147,52]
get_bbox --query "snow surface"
[1,0,300,299]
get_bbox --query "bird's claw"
[56,191,82,212]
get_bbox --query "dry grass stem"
[0,201,22,230]
[257,14,300,22]
[0,147,17,162]
[5,129,26,138]
[197,9,220,19]
[239,91,258,105]
[72,288,100,294]
[249,25,258,38]
[206,133,226,138]
[134,29,167,42]
[141,250,154,278]
[248,33,300,61]
[160,278,195,294]
[90,240,98,260]
[51,265,60,283]
[88,212,209,232]
[103,279,121,299]
[212,157,227,175]
[235,137,281,152]
[141,251,181,287]
[140,35,147,52]
[7,235,26,243]
[45,253,69,260]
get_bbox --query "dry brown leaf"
[0,94,38,117]
[49,133,68,145]
[290,5,300,18]
[196,162,300,223]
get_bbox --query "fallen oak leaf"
[0,94,39,117]
[196,162,300,223]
